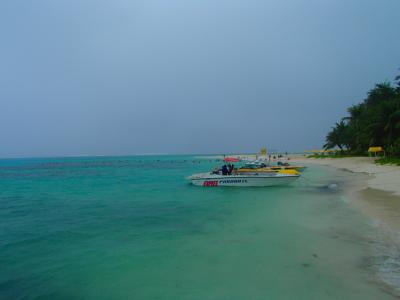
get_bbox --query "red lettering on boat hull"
[203,180,219,187]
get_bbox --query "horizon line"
[0,151,306,160]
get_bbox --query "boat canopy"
[224,157,240,162]
[368,146,384,152]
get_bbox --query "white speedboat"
[187,171,299,187]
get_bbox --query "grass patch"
[375,157,400,166]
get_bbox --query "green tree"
[324,70,400,157]
[324,121,348,151]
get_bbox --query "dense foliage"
[324,72,400,156]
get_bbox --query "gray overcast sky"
[0,0,399,157]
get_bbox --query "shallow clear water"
[0,156,395,299]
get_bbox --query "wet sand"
[289,155,400,296]
[290,156,400,195]
[290,156,400,227]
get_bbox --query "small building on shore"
[368,146,385,157]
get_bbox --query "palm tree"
[384,102,400,145]
[324,121,348,151]
[324,70,400,157]
[366,82,397,107]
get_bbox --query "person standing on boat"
[228,164,234,175]
[221,164,229,175]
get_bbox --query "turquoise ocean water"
[0,155,396,299]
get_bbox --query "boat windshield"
[241,162,267,169]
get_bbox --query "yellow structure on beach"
[260,147,267,156]
[368,146,384,157]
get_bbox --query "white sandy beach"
[291,156,400,195]
[290,155,400,231]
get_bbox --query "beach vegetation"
[375,157,400,166]
[324,71,400,157]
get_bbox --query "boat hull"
[188,173,299,187]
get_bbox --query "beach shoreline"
[290,155,400,194]
[290,155,400,229]
[289,155,400,296]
